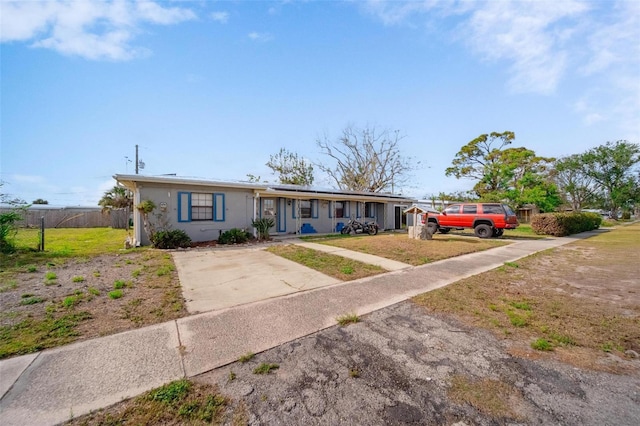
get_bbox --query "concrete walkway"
[292,240,412,271]
[0,232,598,426]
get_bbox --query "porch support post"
[253,192,259,238]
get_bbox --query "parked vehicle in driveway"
[424,203,519,238]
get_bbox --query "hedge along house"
[114,174,415,246]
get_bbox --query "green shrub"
[252,217,275,241]
[530,212,602,236]
[0,210,24,254]
[218,228,251,245]
[151,229,192,249]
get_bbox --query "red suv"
[425,203,519,238]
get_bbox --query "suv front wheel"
[474,224,493,239]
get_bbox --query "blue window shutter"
[292,200,296,218]
[356,202,361,218]
[213,193,225,221]
[178,192,190,222]
[312,199,319,218]
[328,201,333,218]
[345,201,350,218]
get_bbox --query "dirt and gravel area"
[0,250,187,357]
[197,302,639,425]
[70,224,640,425]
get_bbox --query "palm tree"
[98,185,132,211]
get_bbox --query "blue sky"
[1,0,638,206]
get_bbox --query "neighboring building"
[516,204,541,223]
[114,174,415,246]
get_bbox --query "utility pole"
[135,144,139,174]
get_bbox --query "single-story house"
[114,174,415,246]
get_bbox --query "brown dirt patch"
[0,250,187,358]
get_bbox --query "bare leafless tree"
[316,125,413,193]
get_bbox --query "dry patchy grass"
[0,228,187,359]
[310,233,506,266]
[266,245,384,280]
[448,374,527,420]
[65,379,244,426]
[413,223,640,373]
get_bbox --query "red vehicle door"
[440,204,462,227]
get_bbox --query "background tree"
[32,198,48,205]
[497,148,560,211]
[266,148,315,186]
[580,140,640,218]
[98,185,132,211]
[445,131,515,195]
[317,125,413,193]
[446,132,560,210]
[553,154,598,211]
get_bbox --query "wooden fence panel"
[0,208,130,229]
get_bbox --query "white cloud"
[248,31,274,42]
[461,1,588,95]
[0,0,196,61]
[211,11,229,24]
[362,0,590,95]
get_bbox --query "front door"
[262,198,277,231]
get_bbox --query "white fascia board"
[113,174,268,191]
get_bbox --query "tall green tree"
[317,125,413,193]
[266,148,315,186]
[580,140,640,217]
[446,132,560,210]
[553,154,598,211]
[498,148,560,211]
[445,131,515,195]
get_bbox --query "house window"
[192,193,213,221]
[178,192,225,222]
[293,199,318,219]
[335,201,344,218]
[365,202,376,218]
[300,200,311,218]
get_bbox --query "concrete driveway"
[172,246,341,313]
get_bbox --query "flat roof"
[114,174,415,203]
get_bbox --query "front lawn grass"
[306,233,506,266]
[266,245,384,280]
[2,228,130,272]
